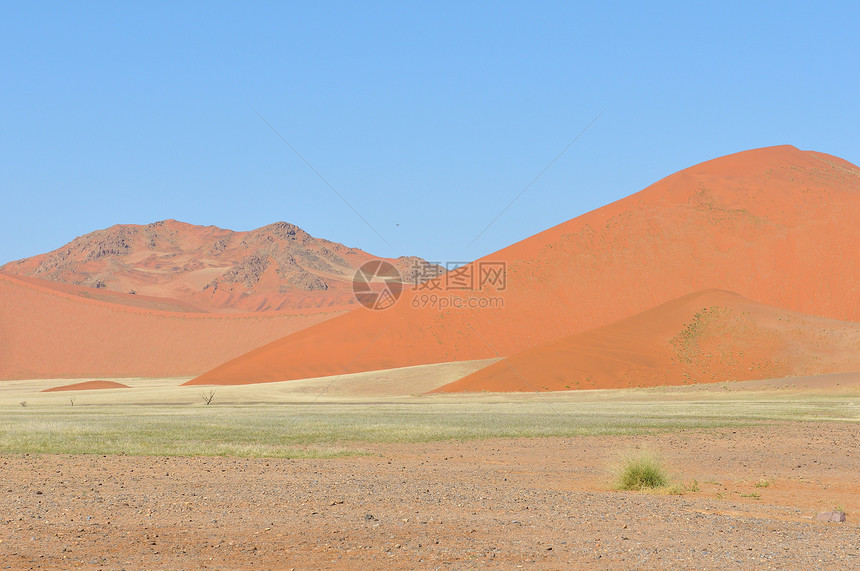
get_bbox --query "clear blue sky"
[2,1,858,266]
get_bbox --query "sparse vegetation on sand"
[0,388,856,458]
[1,373,857,458]
[0,403,729,457]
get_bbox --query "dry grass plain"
[1,366,857,568]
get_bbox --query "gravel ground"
[1,422,857,569]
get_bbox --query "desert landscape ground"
[2,146,858,569]
[0,370,858,568]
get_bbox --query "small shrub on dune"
[615,452,669,491]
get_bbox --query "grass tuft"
[615,451,669,490]
[663,483,686,495]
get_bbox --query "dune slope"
[42,380,131,392]
[0,272,347,380]
[186,145,860,386]
[432,290,860,393]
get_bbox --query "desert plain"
[0,368,858,569]
[1,146,858,569]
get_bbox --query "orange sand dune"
[0,272,348,380]
[431,290,860,393]
[43,380,130,392]
[186,146,860,386]
[6,273,208,313]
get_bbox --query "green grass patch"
[614,452,669,490]
[0,394,856,457]
[0,402,749,457]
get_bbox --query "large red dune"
[43,380,131,392]
[186,145,860,386]
[0,272,347,380]
[432,290,860,393]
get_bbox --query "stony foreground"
[1,422,857,569]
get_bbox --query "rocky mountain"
[1,219,435,312]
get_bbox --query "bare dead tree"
[201,389,216,405]
[69,397,76,406]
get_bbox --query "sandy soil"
[0,422,856,569]
[0,360,500,407]
[188,145,860,387]
[2,368,857,410]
